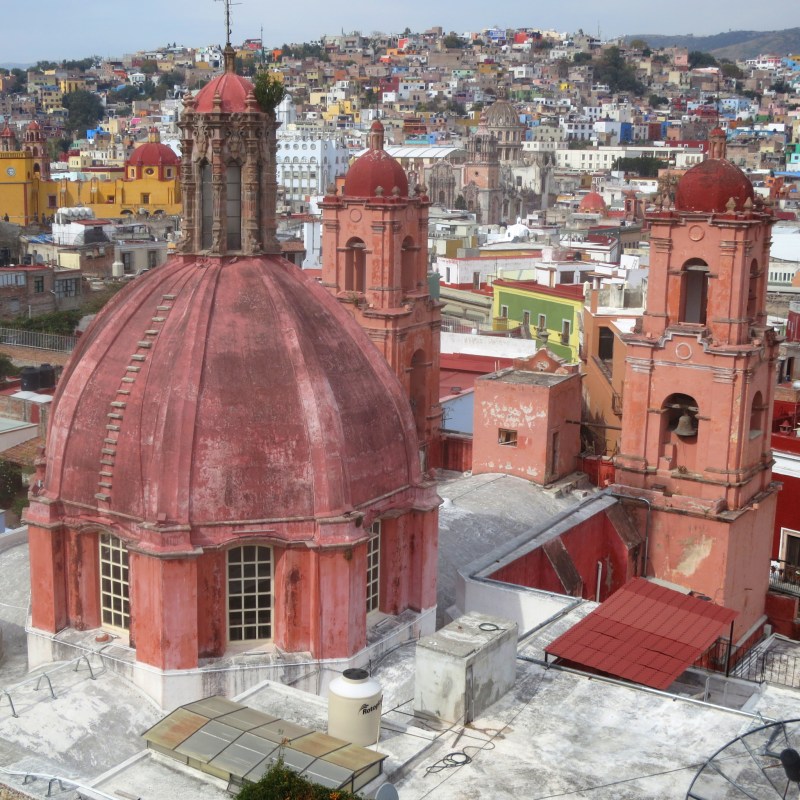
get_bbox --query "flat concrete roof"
[479,369,575,387]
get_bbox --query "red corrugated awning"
[544,578,738,690]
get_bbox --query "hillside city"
[1,16,800,800]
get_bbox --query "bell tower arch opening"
[401,236,416,294]
[679,259,709,325]
[344,238,367,293]
[410,349,428,440]
[226,161,242,251]
[660,392,699,473]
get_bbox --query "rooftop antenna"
[214,0,241,71]
[215,0,241,47]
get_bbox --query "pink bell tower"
[614,129,780,641]
[320,121,442,467]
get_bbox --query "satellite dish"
[375,783,400,800]
[687,719,800,799]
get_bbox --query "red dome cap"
[28,120,41,131]
[193,72,254,114]
[0,125,14,138]
[344,120,408,198]
[674,158,754,213]
[43,256,422,533]
[578,191,607,213]
[126,141,180,168]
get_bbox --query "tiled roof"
[545,577,737,690]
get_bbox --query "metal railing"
[769,559,800,597]
[0,326,77,353]
[699,634,800,690]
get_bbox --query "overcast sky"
[3,0,798,65]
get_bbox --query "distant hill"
[624,28,800,60]
[0,63,32,70]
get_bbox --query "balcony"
[770,559,800,598]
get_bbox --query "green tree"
[8,68,26,93]
[8,309,82,335]
[112,85,142,104]
[442,34,465,49]
[138,60,158,75]
[720,61,744,80]
[593,46,645,95]
[771,80,792,94]
[236,761,364,800]
[47,137,72,161]
[253,72,286,113]
[573,51,593,65]
[649,93,668,107]
[688,51,717,69]
[0,355,18,380]
[62,89,104,136]
[454,194,467,210]
[629,38,649,50]
[612,155,667,178]
[0,460,22,508]
[62,57,95,72]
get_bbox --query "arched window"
[200,160,213,250]
[226,163,242,251]
[227,545,272,643]
[344,237,366,292]
[679,259,709,325]
[99,533,130,631]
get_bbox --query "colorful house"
[491,279,583,362]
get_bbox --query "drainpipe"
[595,560,602,602]
[608,492,652,578]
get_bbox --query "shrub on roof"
[235,760,365,800]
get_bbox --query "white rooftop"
[2,474,800,799]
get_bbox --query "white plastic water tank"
[111,260,124,278]
[327,668,382,746]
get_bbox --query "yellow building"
[0,127,181,225]
[491,279,584,362]
[59,77,87,95]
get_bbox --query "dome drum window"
[227,545,273,643]
[99,534,130,632]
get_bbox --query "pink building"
[25,46,439,706]
[320,121,442,468]
[472,361,581,485]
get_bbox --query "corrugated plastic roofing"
[142,696,386,794]
[544,578,737,690]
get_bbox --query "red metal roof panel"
[544,578,737,690]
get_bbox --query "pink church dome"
[674,157,755,214]
[344,121,408,198]
[126,140,180,169]
[578,191,607,213]
[43,255,422,539]
[193,72,254,114]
